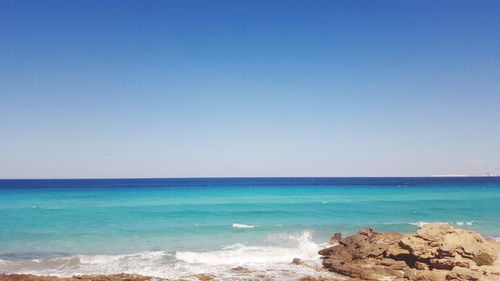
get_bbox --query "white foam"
[409,221,475,228]
[0,232,329,280]
[409,222,431,227]
[455,221,474,226]
[0,251,172,277]
[176,231,320,266]
[232,223,255,229]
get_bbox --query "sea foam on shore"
[0,231,329,280]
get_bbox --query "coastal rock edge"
[318,222,500,281]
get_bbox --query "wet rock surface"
[319,223,500,281]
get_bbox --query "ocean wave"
[0,232,327,280]
[409,221,475,228]
[232,223,255,229]
[409,222,431,227]
[176,231,320,266]
[455,221,474,226]
[0,251,172,277]
[485,235,500,242]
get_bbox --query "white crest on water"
[232,223,255,229]
[176,231,321,265]
[409,222,431,227]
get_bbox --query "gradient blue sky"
[1,0,499,178]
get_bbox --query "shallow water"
[1,177,499,278]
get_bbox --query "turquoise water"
[1,177,499,277]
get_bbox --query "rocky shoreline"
[319,223,500,280]
[1,223,499,281]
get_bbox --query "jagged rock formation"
[318,223,500,281]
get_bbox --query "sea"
[1,177,500,280]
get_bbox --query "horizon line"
[1,175,499,181]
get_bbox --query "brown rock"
[323,259,378,280]
[446,267,482,281]
[0,275,65,281]
[400,223,497,268]
[318,223,500,280]
[385,247,410,259]
[299,277,336,281]
[415,261,429,270]
[319,228,408,280]
[403,269,418,280]
[318,246,336,256]
[379,258,395,266]
[390,260,408,270]
[231,266,251,273]
[194,274,214,281]
[474,252,495,266]
[329,233,342,244]
[416,270,449,281]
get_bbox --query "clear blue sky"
[1,0,499,178]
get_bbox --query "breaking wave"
[0,232,326,280]
[455,221,474,226]
[176,231,320,265]
[409,221,474,228]
[232,223,255,229]
[409,221,431,227]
